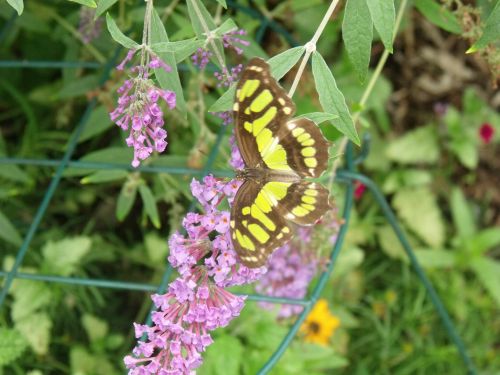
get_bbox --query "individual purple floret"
[110,50,176,168]
[222,29,250,55]
[214,64,243,88]
[192,47,213,69]
[229,132,245,170]
[210,110,233,126]
[78,7,103,44]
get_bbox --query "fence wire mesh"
[0,2,476,374]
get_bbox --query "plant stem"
[327,0,409,187]
[288,0,340,98]
[189,0,226,70]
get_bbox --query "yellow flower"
[300,299,340,346]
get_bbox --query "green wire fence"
[0,2,477,374]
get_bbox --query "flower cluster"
[78,7,103,44]
[110,50,176,167]
[214,64,243,88]
[256,210,343,318]
[125,176,266,374]
[222,29,250,55]
[191,47,212,70]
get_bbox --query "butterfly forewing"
[234,58,295,169]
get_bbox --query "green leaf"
[300,343,348,370]
[213,18,237,37]
[450,188,476,239]
[58,75,99,99]
[386,125,439,164]
[312,51,359,145]
[145,233,168,263]
[214,0,227,8]
[366,0,395,52]
[139,184,160,228]
[414,248,455,268]
[16,312,52,355]
[377,225,407,261]
[208,47,305,113]
[0,328,28,366]
[186,0,225,68]
[0,209,22,247]
[105,13,139,49]
[200,335,243,375]
[150,38,205,63]
[393,187,445,247]
[0,164,31,184]
[151,9,187,117]
[42,236,92,276]
[116,182,137,221]
[297,112,339,125]
[470,257,500,306]
[64,147,133,177]
[468,228,500,256]
[468,0,500,52]
[69,0,97,7]
[78,106,113,143]
[382,169,432,193]
[6,0,23,15]
[95,0,117,18]
[207,85,236,112]
[82,314,108,342]
[414,0,461,34]
[267,46,305,80]
[81,170,128,184]
[342,0,373,82]
[10,280,52,322]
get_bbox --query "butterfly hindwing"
[230,179,293,268]
[277,181,332,226]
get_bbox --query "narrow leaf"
[6,0,24,15]
[468,1,500,52]
[81,170,128,184]
[471,257,500,306]
[414,0,461,34]
[312,51,359,145]
[116,183,137,221]
[208,85,236,113]
[95,0,118,18]
[105,13,139,49]
[213,18,237,37]
[0,210,22,247]
[214,0,227,8]
[366,0,395,52]
[450,188,476,239]
[151,9,187,117]
[267,46,305,80]
[150,38,205,63]
[69,0,97,7]
[297,112,339,125]
[186,0,225,68]
[139,185,161,228]
[342,0,373,82]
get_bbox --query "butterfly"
[230,57,332,268]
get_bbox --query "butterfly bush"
[125,175,266,374]
[256,211,343,318]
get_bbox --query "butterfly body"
[230,58,332,268]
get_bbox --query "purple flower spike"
[110,49,176,167]
[125,175,267,374]
[222,29,250,55]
